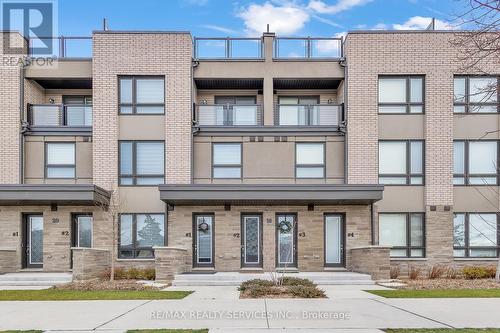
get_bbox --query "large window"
[212,143,242,179]
[454,213,499,258]
[454,140,498,185]
[119,213,165,259]
[119,141,165,185]
[119,76,165,114]
[379,213,425,258]
[295,143,325,178]
[379,140,424,185]
[378,76,424,113]
[46,143,76,178]
[454,76,499,113]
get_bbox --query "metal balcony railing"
[28,36,92,58]
[194,104,263,126]
[193,37,263,59]
[28,104,92,127]
[275,104,343,126]
[274,37,343,59]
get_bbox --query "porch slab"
[172,271,374,286]
[0,272,72,287]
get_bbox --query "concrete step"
[0,272,72,286]
[172,272,374,286]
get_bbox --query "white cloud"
[314,31,345,57]
[237,2,310,36]
[392,16,454,30]
[201,24,238,34]
[307,0,373,14]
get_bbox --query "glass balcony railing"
[275,104,343,126]
[194,38,263,59]
[28,104,92,127]
[195,104,263,126]
[274,37,343,59]
[28,36,92,58]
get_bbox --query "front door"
[23,215,44,268]
[276,213,297,268]
[324,214,345,267]
[241,214,263,268]
[193,214,215,268]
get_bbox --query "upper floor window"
[119,213,165,259]
[454,213,499,258]
[119,76,165,114]
[454,140,498,185]
[454,76,499,113]
[378,76,424,114]
[46,143,75,178]
[378,140,424,185]
[119,141,165,185]
[212,143,242,179]
[296,143,325,178]
[63,96,93,126]
[379,213,425,258]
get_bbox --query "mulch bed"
[238,278,326,298]
[54,279,161,291]
[398,278,500,290]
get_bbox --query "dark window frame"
[118,140,165,186]
[45,142,76,179]
[211,142,243,179]
[453,75,500,114]
[295,142,326,179]
[378,140,425,185]
[453,212,500,258]
[378,75,425,114]
[378,212,426,258]
[118,76,165,115]
[453,140,499,186]
[118,213,166,259]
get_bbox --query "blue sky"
[57,0,462,37]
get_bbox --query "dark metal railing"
[194,104,263,126]
[28,36,92,58]
[28,104,92,127]
[274,37,343,59]
[275,104,343,126]
[193,37,263,59]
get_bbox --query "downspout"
[340,36,348,184]
[370,203,375,245]
[19,66,25,184]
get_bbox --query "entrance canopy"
[0,184,110,206]
[159,184,383,206]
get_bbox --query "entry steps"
[172,271,374,286]
[0,272,72,286]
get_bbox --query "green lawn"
[368,289,500,298]
[0,331,43,333]
[385,329,500,333]
[128,330,208,333]
[0,290,191,301]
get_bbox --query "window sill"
[116,258,155,262]
[390,258,427,261]
[454,258,499,261]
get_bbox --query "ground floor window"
[454,213,499,258]
[119,213,165,259]
[73,214,93,248]
[379,213,425,258]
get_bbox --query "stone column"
[154,246,189,282]
[72,248,111,281]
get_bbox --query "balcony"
[274,37,343,59]
[195,104,263,126]
[275,104,343,126]
[28,36,92,58]
[27,104,92,133]
[194,37,263,59]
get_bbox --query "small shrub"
[287,285,326,298]
[247,285,282,298]
[101,267,155,280]
[282,277,316,287]
[463,266,497,279]
[390,266,400,279]
[427,265,446,279]
[446,266,460,279]
[239,279,274,291]
[408,266,421,280]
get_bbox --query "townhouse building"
[0,29,498,280]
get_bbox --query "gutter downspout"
[370,203,375,245]
[19,67,25,184]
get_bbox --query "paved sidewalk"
[0,285,499,331]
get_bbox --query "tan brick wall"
[168,205,371,272]
[351,246,391,280]
[154,247,189,281]
[92,32,193,190]
[72,248,110,280]
[0,32,26,184]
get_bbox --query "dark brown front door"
[241,214,263,268]
[275,213,298,268]
[22,214,43,269]
[193,214,215,268]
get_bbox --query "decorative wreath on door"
[277,220,293,233]
[198,222,210,233]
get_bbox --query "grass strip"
[0,290,191,301]
[368,289,500,298]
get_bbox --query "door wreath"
[277,219,293,233]
[198,222,210,233]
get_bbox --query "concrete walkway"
[0,285,499,331]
